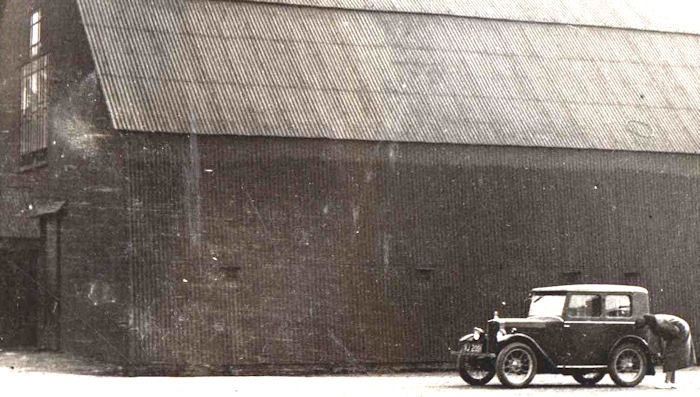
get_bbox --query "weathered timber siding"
[125,133,700,369]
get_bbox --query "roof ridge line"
[231,0,700,37]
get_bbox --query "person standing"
[640,314,696,388]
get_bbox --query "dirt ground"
[0,351,696,396]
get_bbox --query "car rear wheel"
[608,343,647,387]
[496,343,537,388]
[458,353,495,385]
[572,372,606,386]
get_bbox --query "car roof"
[531,284,648,294]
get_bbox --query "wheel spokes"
[503,349,532,381]
[615,350,643,382]
[463,359,492,380]
[467,369,490,379]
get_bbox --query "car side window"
[605,295,632,317]
[566,294,602,318]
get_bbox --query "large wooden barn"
[0,0,698,373]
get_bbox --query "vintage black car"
[455,284,659,387]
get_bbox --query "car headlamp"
[473,327,484,341]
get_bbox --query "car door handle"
[563,324,571,328]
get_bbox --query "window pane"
[31,73,38,94]
[605,295,632,317]
[528,294,566,317]
[21,78,28,113]
[566,294,602,318]
[30,11,41,57]
[31,24,40,45]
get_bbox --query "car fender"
[609,335,656,359]
[499,333,557,371]
[609,335,651,355]
[458,333,476,344]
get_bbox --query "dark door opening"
[0,245,40,348]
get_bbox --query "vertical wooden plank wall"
[125,134,700,371]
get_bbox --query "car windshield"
[528,294,566,318]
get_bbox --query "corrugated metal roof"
[78,0,700,153]
[243,0,700,36]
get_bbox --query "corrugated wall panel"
[125,134,700,369]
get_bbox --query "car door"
[599,294,637,355]
[530,317,567,364]
[525,294,568,363]
[562,293,607,365]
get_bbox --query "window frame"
[20,55,49,167]
[528,293,567,318]
[565,293,603,319]
[30,10,42,57]
[603,294,633,319]
[20,9,49,169]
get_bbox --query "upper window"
[30,10,42,57]
[566,294,602,318]
[20,10,48,167]
[605,295,632,318]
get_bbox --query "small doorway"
[0,240,40,348]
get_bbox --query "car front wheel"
[458,353,495,385]
[495,343,537,388]
[608,343,647,387]
[572,372,606,386]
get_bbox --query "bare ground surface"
[0,351,696,396]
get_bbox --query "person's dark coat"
[644,314,696,372]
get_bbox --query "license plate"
[464,343,482,353]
